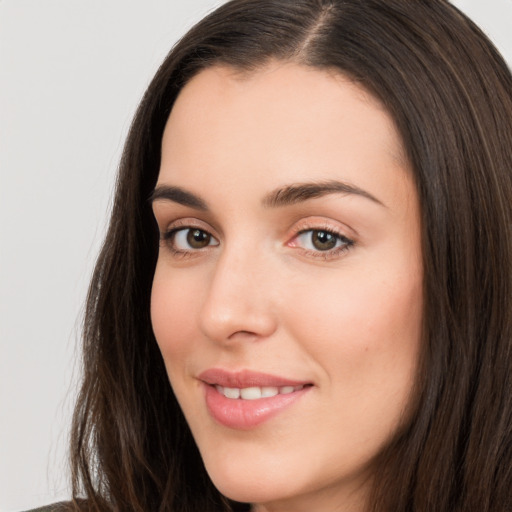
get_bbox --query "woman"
[46,0,512,510]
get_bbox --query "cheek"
[284,263,422,404]
[288,263,421,339]
[150,264,201,367]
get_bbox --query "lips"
[199,368,312,429]
[199,368,310,388]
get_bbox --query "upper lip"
[199,368,311,388]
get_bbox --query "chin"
[202,452,306,505]
[213,479,274,505]
[210,475,301,508]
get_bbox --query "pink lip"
[199,368,312,430]
[199,368,310,388]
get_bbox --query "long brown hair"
[69,1,512,511]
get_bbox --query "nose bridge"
[199,240,277,343]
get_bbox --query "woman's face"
[151,63,423,511]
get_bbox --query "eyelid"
[160,217,218,236]
[286,217,356,240]
[153,204,220,235]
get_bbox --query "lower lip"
[203,384,311,429]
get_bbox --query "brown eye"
[168,227,219,251]
[293,228,354,256]
[187,229,212,249]
[311,230,338,251]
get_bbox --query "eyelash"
[289,227,354,260]
[161,223,219,259]
[160,222,355,261]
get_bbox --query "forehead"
[158,62,412,210]
[165,62,405,157]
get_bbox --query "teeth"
[240,387,262,400]
[223,387,240,399]
[261,386,279,397]
[216,384,304,400]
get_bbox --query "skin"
[151,62,423,512]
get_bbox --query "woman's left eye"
[291,229,354,255]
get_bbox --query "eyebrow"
[149,185,208,210]
[149,180,385,210]
[262,180,385,208]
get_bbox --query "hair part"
[69,1,512,511]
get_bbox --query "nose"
[198,244,278,344]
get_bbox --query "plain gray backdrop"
[1,1,511,510]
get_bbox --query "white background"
[1,1,511,510]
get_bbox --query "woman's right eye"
[163,227,219,253]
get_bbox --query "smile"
[215,385,306,400]
[199,369,313,429]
